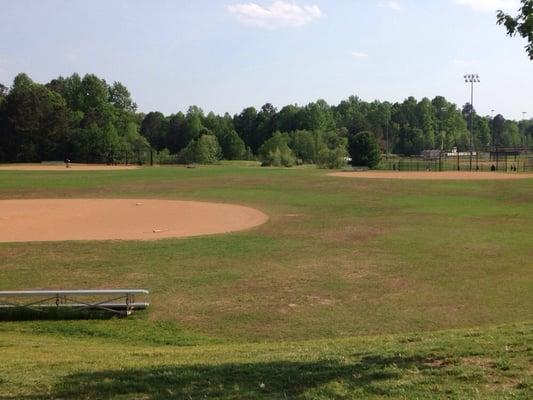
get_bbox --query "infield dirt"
[0,163,139,171]
[0,199,268,242]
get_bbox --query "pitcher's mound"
[329,171,533,180]
[0,199,268,243]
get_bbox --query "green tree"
[333,96,371,136]
[518,118,533,148]
[183,106,204,146]
[123,123,151,164]
[233,107,258,151]
[166,112,187,153]
[254,103,277,152]
[219,130,246,160]
[1,72,146,163]
[140,112,169,150]
[397,127,425,155]
[316,132,348,169]
[503,120,521,146]
[348,131,381,168]
[497,1,533,59]
[289,130,319,163]
[178,134,221,164]
[79,74,111,125]
[300,100,335,132]
[109,82,137,113]
[2,74,69,162]
[0,83,8,99]
[47,74,86,115]
[416,98,436,149]
[492,114,506,147]
[473,116,491,149]
[275,104,302,132]
[197,134,222,163]
[431,96,454,150]
[0,83,7,160]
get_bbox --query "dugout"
[489,147,529,172]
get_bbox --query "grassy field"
[0,163,532,398]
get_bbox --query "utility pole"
[464,74,480,171]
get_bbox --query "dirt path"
[0,164,139,171]
[0,199,268,242]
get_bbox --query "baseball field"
[0,163,532,399]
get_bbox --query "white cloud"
[352,51,369,59]
[227,1,322,28]
[453,58,477,65]
[451,0,519,13]
[378,0,402,11]
[385,1,402,11]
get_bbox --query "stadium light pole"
[491,109,495,148]
[436,106,447,171]
[464,74,480,171]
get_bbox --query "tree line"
[0,73,531,167]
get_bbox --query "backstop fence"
[381,152,533,173]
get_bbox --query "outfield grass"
[0,163,532,398]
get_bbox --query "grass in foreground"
[0,321,532,399]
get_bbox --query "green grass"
[0,163,532,398]
[0,322,531,399]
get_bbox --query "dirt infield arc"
[329,171,533,180]
[0,199,268,243]
[0,163,139,171]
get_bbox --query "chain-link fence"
[381,152,533,173]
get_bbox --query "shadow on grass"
[8,354,451,399]
[0,308,120,321]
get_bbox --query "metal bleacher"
[0,289,149,316]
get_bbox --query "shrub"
[258,132,295,167]
[177,134,221,164]
[348,131,381,168]
[316,146,348,169]
[155,148,178,164]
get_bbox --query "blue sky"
[1,0,531,119]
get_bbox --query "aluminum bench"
[0,289,149,316]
